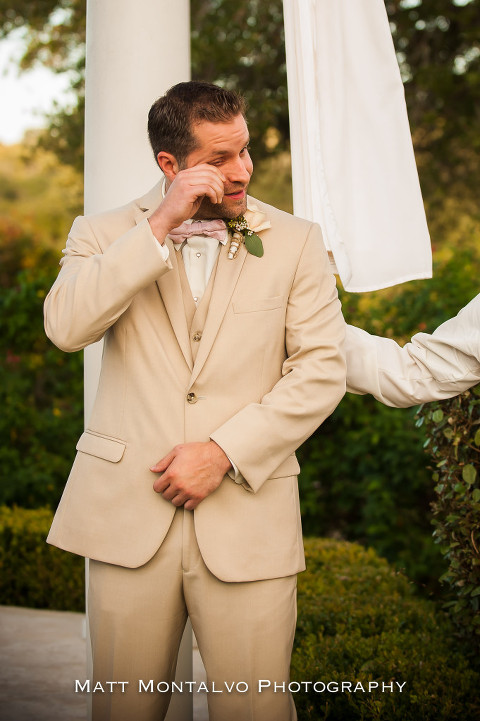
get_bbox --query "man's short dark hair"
[148,81,247,167]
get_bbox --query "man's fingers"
[152,474,169,493]
[151,451,176,494]
[150,450,175,474]
[151,441,226,508]
[182,164,225,185]
[179,166,225,205]
[184,498,199,511]
[187,182,223,206]
[153,479,196,508]
[186,177,224,205]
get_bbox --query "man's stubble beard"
[193,190,249,220]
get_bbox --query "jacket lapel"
[189,241,248,386]
[155,238,194,371]
[133,183,193,371]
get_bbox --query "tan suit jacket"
[44,182,346,582]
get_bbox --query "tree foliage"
[0,145,84,508]
[1,0,479,198]
[389,0,480,212]
[0,0,85,73]
[0,141,83,245]
[0,248,84,509]
[191,0,288,161]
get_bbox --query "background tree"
[0,0,85,169]
[388,0,480,210]
[2,0,479,198]
[0,145,84,508]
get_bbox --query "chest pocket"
[233,295,283,314]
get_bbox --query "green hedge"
[292,538,480,721]
[0,265,84,509]
[0,506,84,611]
[417,386,480,641]
[2,508,478,720]
[297,396,444,590]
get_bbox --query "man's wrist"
[209,440,233,475]
[147,216,167,246]
[148,203,180,246]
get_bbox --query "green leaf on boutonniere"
[245,232,264,257]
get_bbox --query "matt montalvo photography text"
[75,679,407,695]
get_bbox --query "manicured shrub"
[0,264,84,508]
[417,386,480,642]
[292,538,480,721]
[297,396,445,591]
[2,507,478,718]
[0,505,84,611]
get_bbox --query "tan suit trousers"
[88,508,298,721]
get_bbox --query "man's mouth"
[224,188,246,200]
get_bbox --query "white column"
[84,2,192,720]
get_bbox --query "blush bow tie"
[168,219,227,244]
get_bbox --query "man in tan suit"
[44,81,346,721]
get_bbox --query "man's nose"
[226,157,252,184]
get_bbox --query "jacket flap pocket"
[270,454,300,479]
[233,295,283,314]
[76,431,126,463]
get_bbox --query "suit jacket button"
[192,331,202,342]
[186,392,198,404]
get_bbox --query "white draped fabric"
[283,0,432,292]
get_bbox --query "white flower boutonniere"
[225,204,271,260]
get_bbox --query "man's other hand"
[150,441,232,510]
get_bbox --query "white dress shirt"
[346,294,480,407]
[173,229,227,303]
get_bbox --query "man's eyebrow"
[210,139,251,157]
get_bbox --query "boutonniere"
[225,208,270,259]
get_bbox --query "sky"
[0,34,74,145]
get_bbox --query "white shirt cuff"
[156,240,170,262]
[227,456,241,481]
[147,223,170,261]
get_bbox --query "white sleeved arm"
[346,294,480,407]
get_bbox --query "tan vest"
[177,249,219,364]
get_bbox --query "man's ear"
[157,152,179,181]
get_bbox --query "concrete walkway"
[0,606,208,721]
